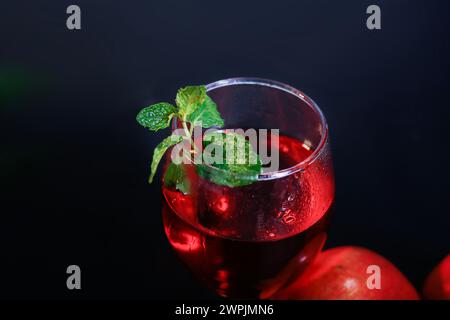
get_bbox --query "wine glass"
[162,78,334,299]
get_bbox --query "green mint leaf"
[197,165,260,187]
[136,102,177,131]
[188,95,224,128]
[176,86,206,117]
[198,132,262,187]
[164,163,190,194]
[149,134,183,183]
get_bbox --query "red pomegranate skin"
[423,254,450,300]
[273,246,419,300]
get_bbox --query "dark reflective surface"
[1,0,449,298]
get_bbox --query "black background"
[1,0,449,299]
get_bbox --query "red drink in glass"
[162,133,334,298]
[160,78,334,298]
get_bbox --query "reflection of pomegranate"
[273,246,419,300]
[423,254,450,300]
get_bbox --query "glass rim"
[173,77,329,181]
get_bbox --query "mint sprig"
[136,85,262,189]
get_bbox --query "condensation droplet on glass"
[281,211,296,224]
